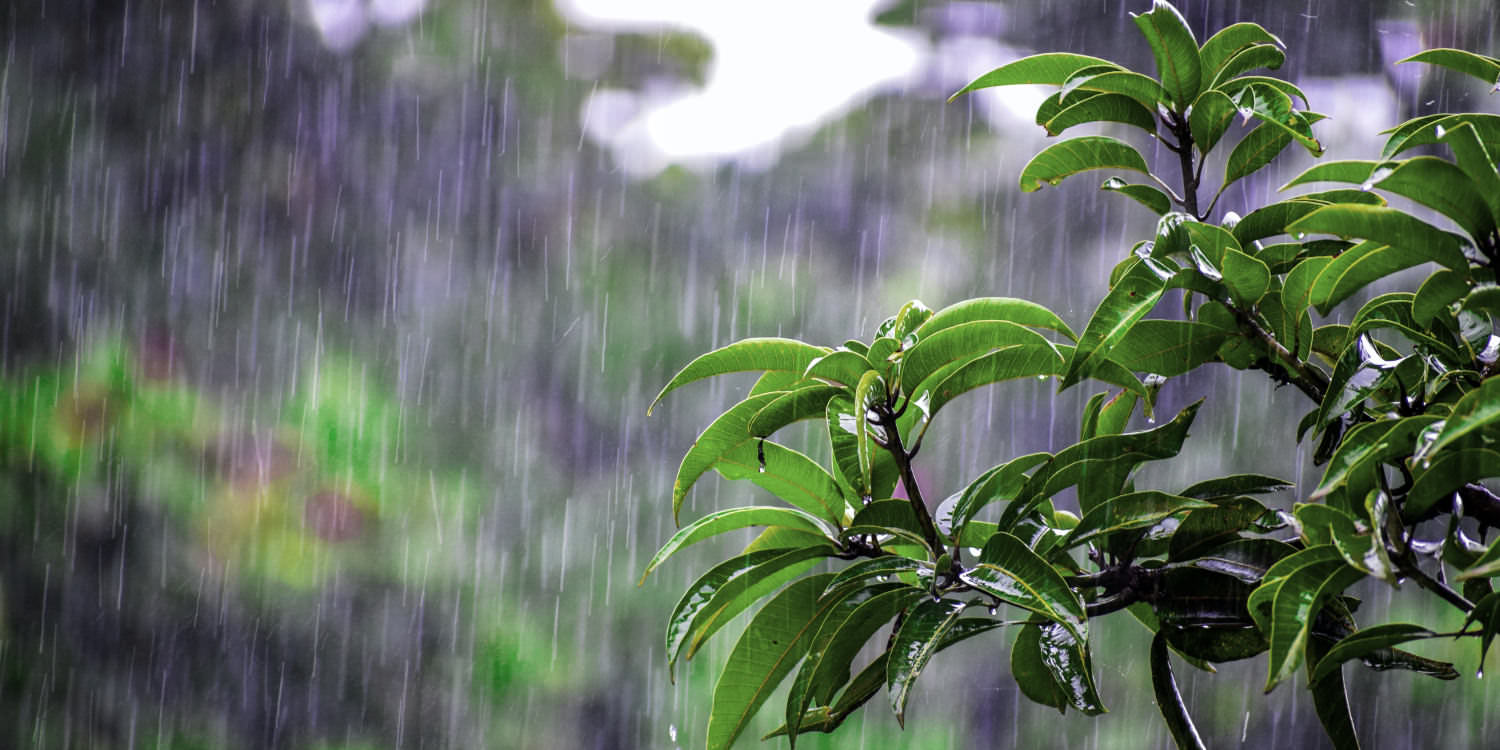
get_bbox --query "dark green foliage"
[644,4,1500,748]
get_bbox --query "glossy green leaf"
[1223,121,1294,189]
[913,296,1077,342]
[1198,22,1283,84]
[1406,448,1500,521]
[747,385,843,438]
[1440,122,1500,229]
[1459,593,1500,671]
[1381,113,1500,157]
[1306,636,1361,750]
[1019,136,1151,193]
[1398,48,1500,88]
[1151,631,1208,750]
[715,440,850,525]
[1062,260,1166,390]
[1416,376,1500,463]
[1101,177,1173,215]
[1132,0,1201,108]
[1311,415,1442,500]
[952,452,1052,540]
[1180,474,1293,499]
[1109,319,1225,376]
[640,506,831,583]
[887,597,968,725]
[1012,622,1071,713]
[1207,44,1285,88]
[1231,198,1327,244]
[950,53,1121,100]
[1412,269,1471,328]
[787,585,922,739]
[804,349,873,388]
[1309,623,1448,684]
[1167,497,1279,562]
[901,321,1055,396]
[960,532,1087,639]
[1036,621,1107,714]
[918,345,1068,419]
[1057,491,1213,550]
[827,394,898,499]
[825,556,928,592]
[1281,159,1382,189]
[667,546,835,673]
[1067,70,1170,111]
[673,393,780,521]
[1263,559,1364,691]
[1222,248,1272,305]
[1230,83,1321,154]
[1290,203,1468,273]
[651,338,828,414]
[1219,75,1311,107]
[1043,93,1157,136]
[853,370,883,494]
[1287,157,1495,242]
[706,573,839,750]
[1188,90,1238,156]
[766,654,887,740]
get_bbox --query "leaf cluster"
[645,4,1500,748]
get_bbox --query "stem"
[1167,112,1199,218]
[1230,304,1329,404]
[876,406,944,560]
[1408,564,1475,613]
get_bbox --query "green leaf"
[1036,621,1107,714]
[1398,48,1500,88]
[960,532,1087,639]
[1151,631,1208,750]
[1043,93,1157,136]
[1232,198,1327,244]
[1012,622,1071,713]
[1230,83,1322,155]
[1440,122,1500,230]
[1290,203,1469,274]
[1058,491,1214,551]
[1198,22,1284,84]
[706,573,840,750]
[804,349,873,388]
[1180,474,1293,499]
[640,506,832,583]
[787,585,922,738]
[1109,319,1226,376]
[1406,448,1500,522]
[1219,75,1311,107]
[667,546,835,672]
[1381,113,1500,157]
[918,345,1068,420]
[1263,559,1364,691]
[1222,248,1272,305]
[887,597,968,725]
[1067,70,1170,112]
[1307,636,1361,750]
[827,394,899,499]
[673,393,780,522]
[1167,497,1280,562]
[853,370,883,495]
[1223,121,1293,190]
[1460,593,1500,671]
[1019,136,1151,193]
[1309,623,1448,684]
[651,338,828,414]
[951,452,1052,540]
[1287,157,1495,243]
[1101,177,1172,215]
[901,321,1056,395]
[950,53,1121,100]
[1132,0,1201,109]
[1062,260,1166,390]
[1207,44,1285,88]
[748,385,843,438]
[715,440,850,525]
[913,297,1077,342]
[1188,90,1238,156]
[1311,416,1442,500]
[1412,269,1471,328]
[1416,376,1500,463]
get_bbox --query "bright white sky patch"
[560,0,926,175]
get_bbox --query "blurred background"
[2,0,1499,747]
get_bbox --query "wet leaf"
[1207,44,1285,89]
[1223,121,1293,190]
[960,532,1086,639]
[1036,621,1107,714]
[1019,136,1151,193]
[1043,93,1157,136]
[1012,621,1070,713]
[1412,269,1472,328]
[1061,260,1165,390]
[1179,474,1293,499]
[1109,320,1226,376]
[950,53,1121,100]
[1188,90,1238,156]
[1440,122,1500,229]
[1101,177,1173,215]
[1057,491,1213,551]
[804,349,874,388]
[1132,0,1200,108]
[1289,204,1469,274]
[1307,637,1361,750]
[1460,593,1500,672]
[1405,448,1500,521]
[951,452,1052,541]
[1263,558,1364,691]
[747,385,843,438]
[1066,70,1170,111]
[640,506,832,583]
[706,573,841,750]
[1198,22,1283,84]
[913,297,1077,342]
[715,439,850,525]
[1151,631,1208,750]
[651,338,828,414]
[1398,48,1500,88]
[672,393,780,521]
[784,582,911,742]
[887,597,968,725]
[1310,623,1449,684]
[901,320,1056,396]
[1415,377,1500,463]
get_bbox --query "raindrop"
[670,724,678,742]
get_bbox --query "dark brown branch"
[875,406,944,560]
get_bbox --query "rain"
[1,0,1498,748]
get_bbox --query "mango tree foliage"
[644,4,1500,748]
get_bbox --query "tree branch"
[876,405,944,561]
